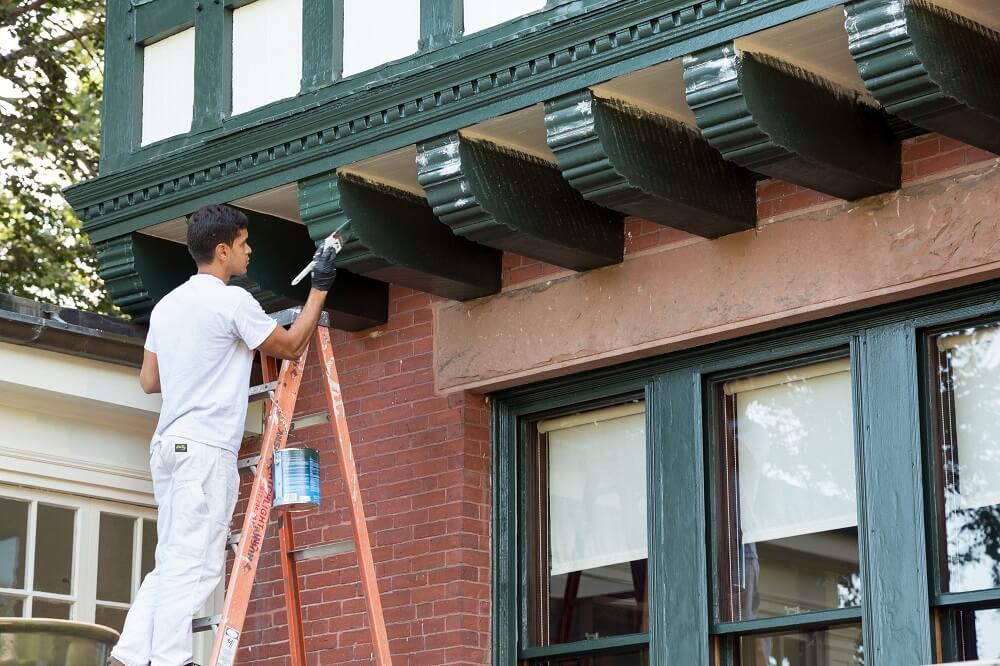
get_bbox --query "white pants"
[112,437,239,666]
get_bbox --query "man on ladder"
[109,204,339,666]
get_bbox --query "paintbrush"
[291,229,346,286]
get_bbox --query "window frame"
[493,280,1000,666]
[919,314,1000,662]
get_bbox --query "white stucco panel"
[141,27,195,146]
[463,0,546,35]
[232,0,304,115]
[342,0,420,77]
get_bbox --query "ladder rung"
[269,307,330,329]
[237,455,260,472]
[291,540,354,562]
[291,410,330,432]
[227,532,241,549]
[248,381,278,402]
[193,614,221,633]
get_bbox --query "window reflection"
[718,359,861,623]
[953,608,1000,660]
[932,325,1000,593]
[738,624,863,666]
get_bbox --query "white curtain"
[726,359,857,544]
[939,328,1000,510]
[541,403,647,576]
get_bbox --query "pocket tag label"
[175,443,188,452]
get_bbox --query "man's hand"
[311,237,340,292]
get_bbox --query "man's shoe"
[106,657,127,666]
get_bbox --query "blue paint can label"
[272,447,321,511]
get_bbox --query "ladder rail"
[315,326,393,665]
[262,355,308,666]
[208,346,307,666]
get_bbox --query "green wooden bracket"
[846,0,1000,154]
[684,44,900,201]
[420,0,462,51]
[417,133,623,271]
[299,172,501,301]
[229,208,388,331]
[545,90,756,239]
[95,233,196,323]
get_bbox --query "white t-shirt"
[144,274,277,454]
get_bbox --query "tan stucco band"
[434,159,1000,393]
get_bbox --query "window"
[928,322,1000,662]
[0,486,155,630]
[463,0,547,36]
[141,27,195,146]
[711,356,862,665]
[527,401,648,662]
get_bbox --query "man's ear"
[215,242,229,263]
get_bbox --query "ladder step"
[291,410,330,432]
[248,381,278,402]
[292,540,355,562]
[227,532,241,549]
[193,614,221,633]
[237,455,260,472]
[269,306,330,329]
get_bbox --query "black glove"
[311,241,339,292]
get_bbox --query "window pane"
[97,514,134,603]
[32,599,71,620]
[96,605,128,633]
[717,359,860,622]
[0,594,24,617]
[342,0,419,76]
[530,648,649,665]
[140,27,195,145]
[932,325,1000,593]
[463,0,546,35]
[231,0,303,115]
[953,607,1000,660]
[0,497,28,589]
[33,504,75,595]
[141,519,157,581]
[532,403,647,645]
[737,624,863,666]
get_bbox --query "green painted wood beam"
[417,133,623,271]
[299,172,501,301]
[230,207,388,331]
[545,90,756,238]
[95,233,196,323]
[846,0,1000,154]
[302,0,344,91]
[99,0,141,174]
[420,0,462,51]
[684,45,900,201]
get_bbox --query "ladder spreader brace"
[195,307,392,666]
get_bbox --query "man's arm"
[139,349,161,394]
[256,288,328,360]
[256,239,340,361]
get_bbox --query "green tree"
[0,0,115,314]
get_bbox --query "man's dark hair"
[186,205,249,265]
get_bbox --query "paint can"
[272,447,320,511]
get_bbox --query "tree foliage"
[0,0,115,313]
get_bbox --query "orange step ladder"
[194,308,393,666]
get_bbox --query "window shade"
[727,359,857,544]
[231,0,303,115]
[939,327,1000,510]
[141,28,195,146]
[543,404,647,576]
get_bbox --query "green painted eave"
[65,0,846,244]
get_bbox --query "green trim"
[934,589,1000,609]
[545,89,756,238]
[491,399,518,666]
[95,233,196,323]
[518,632,648,659]
[134,0,197,44]
[846,0,1000,155]
[99,0,141,174]
[683,45,900,201]
[712,607,862,636]
[70,0,847,240]
[650,371,709,665]
[420,0,462,51]
[855,323,933,665]
[302,0,344,91]
[417,133,624,271]
[192,0,231,133]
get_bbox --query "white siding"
[141,28,195,146]
[231,0,304,115]
[342,0,420,77]
[463,0,547,35]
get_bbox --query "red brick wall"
[230,134,995,665]
[234,288,490,666]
